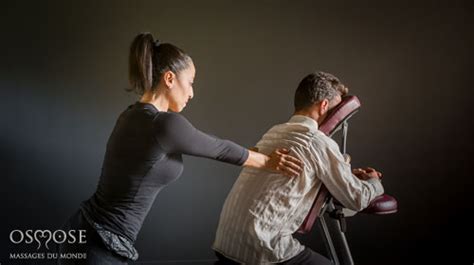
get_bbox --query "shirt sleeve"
[311,136,384,211]
[153,112,249,166]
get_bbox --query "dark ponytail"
[127,32,193,95]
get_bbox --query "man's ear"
[163,71,175,89]
[319,99,329,116]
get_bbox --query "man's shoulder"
[267,121,334,141]
[256,122,338,159]
[265,121,319,136]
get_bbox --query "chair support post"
[319,205,340,265]
[342,121,348,154]
[326,202,355,265]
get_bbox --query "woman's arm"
[154,112,302,176]
[154,112,248,164]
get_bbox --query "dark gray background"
[1,1,473,264]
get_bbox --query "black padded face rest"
[319,95,361,137]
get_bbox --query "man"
[212,72,384,265]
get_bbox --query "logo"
[9,229,87,250]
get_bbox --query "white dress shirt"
[212,115,384,264]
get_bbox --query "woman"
[58,32,303,264]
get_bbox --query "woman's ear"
[163,71,175,89]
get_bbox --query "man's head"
[294,71,348,124]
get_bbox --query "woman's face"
[168,63,195,112]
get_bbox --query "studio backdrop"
[1,2,472,265]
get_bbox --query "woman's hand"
[266,148,304,177]
[244,148,303,177]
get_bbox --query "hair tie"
[153,39,160,47]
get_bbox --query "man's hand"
[352,167,382,181]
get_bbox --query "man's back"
[213,115,384,265]
[213,115,330,264]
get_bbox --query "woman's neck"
[140,89,169,112]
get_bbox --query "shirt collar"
[288,115,319,130]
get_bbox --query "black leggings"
[57,210,129,265]
[215,247,333,265]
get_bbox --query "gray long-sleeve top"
[80,102,248,259]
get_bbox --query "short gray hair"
[294,71,348,111]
